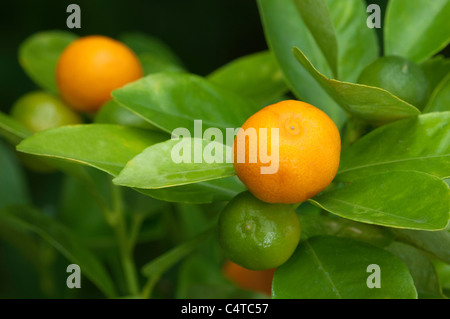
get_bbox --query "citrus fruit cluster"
[219,100,341,271]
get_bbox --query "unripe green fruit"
[11,91,82,133]
[219,191,301,270]
[358,56,429,109]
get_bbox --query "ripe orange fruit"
[223,260,275,296]
[233,100,341,204]
[56,35,143,112]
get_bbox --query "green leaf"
[326,0,379,82]
[293,47,420,124]
[139,177,246,204]
[423,73,450,113]
[310,171,450,230]
[421,55,450,97]
[207,51,288,106]
[393,228,450,264]
[338,112,450,179]
[385,0,450,63]
[16,124,167,176]
[118,32,183,67]
[94,100,159,130]
[0,140,30,209]
[293,0,338,78]
[0,205,117,297]
[272,236,417,299]
[19,30,78,94]
[0,111,32,145]
[387,242,444,298]
[114,138,234,189]
[298,211,394,247]
[16,123,244,204]
[112,73,258,134]
[257,0,346,128]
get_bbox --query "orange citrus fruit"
[223,260,275,296]
[233,100,341,204]
[56,35,143,112]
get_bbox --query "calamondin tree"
[0,0,449,299]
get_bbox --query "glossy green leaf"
[16,124,167,176]
[310,171,450,230]
[94,100,158,130]
[207,51,288,106]
[257,0,346,128]
[298,212,394,247]
[0,140,29,209]
[326,0,379,82]
[421,55,450,97]
[385,0,450,63]
[272,236,417,299]
[387,242,444,298]
[393,228,450,264]
[118,32,183,66]
[16,124,243,204]
[293,47,420,124]
[112,73,258,134]
[18,30,78,94]
[423,73,450,113]
[114,138,234,189]
[0,205,117,297]
[139,177,246,204]
[293,0,338,77]
[338,112,450,180]
[0,111,32,145]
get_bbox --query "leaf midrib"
[338,154,449,175]
[305,241,343,299]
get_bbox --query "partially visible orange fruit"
[223,260,275,296]
[56,35,143,112]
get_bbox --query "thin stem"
[128,214,144,253]
[110,183,140,296]
[140,227,216,299]
[83,176,114,225]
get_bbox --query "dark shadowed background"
[0,0,405,112]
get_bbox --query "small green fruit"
[219,191,301,270]
[358,56,429,109]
